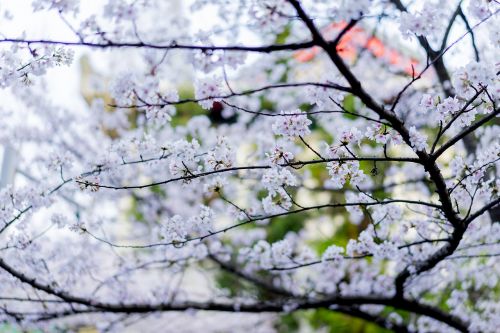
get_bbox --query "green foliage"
[267,213,305,243]
[310,217,358,254]
[274,26,291,46]
[342,94,358,120]
[215,270,253,297]
[260,97,275,112]
[276,313,301,333]
[127,195,145,223]
[307,309,392,333]
[170,86,206,127]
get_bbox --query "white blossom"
[408,126,428,152]
[272,110,312,139]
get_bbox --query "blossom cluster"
[272,110,312,139]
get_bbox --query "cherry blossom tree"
[0,0,498,332]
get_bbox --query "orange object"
[294,21,419,76]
